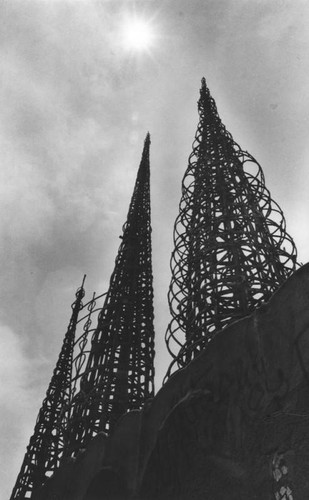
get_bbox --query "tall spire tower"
[165,78,297,379]
[66,133,155,456]
[10,278,85,500]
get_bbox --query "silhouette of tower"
[165,78,297,379]
[10,278,85,500]
[10,134,155,497]
[66,133,155,456]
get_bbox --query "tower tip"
[199,77,211,108]
[145,132,151,145]
[200,77,208,96]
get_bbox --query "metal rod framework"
[65,133,155,456]
[10,134,156,496]
[164,78,298,380]
[10,277,85,499]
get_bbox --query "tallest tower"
[67,133,155,454]
[10,134,155,498]
[165,78,297,378]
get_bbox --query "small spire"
[140,133,151,166]
[143,132,151,153]
[145,131,151,145]
[198,77,219,119]
[199,77,208,101]
[74,274,86,304]
[10,274,86,497]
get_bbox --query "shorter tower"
[66,133,155,456]
[10,278,85,500]
[165,78,297,379]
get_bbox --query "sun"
[121,16,156,52]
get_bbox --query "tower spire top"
[201,76,207,91]
[197,76,221,125]
[139,132,150,168]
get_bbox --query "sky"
[1,0,309,497]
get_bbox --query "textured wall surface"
[139,263,309,499]
[36,264,309,500]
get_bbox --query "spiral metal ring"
[164,79,298,381]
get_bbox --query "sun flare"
[121,16,155,52]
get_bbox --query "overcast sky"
[2,0,309,497]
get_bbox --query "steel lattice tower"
[10,278,85,500]
[66,133,155,456]
[165,78,297,380]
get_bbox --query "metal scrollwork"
[164,79,298,381]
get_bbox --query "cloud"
[0,0,147,247]
[0,324,45,498]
